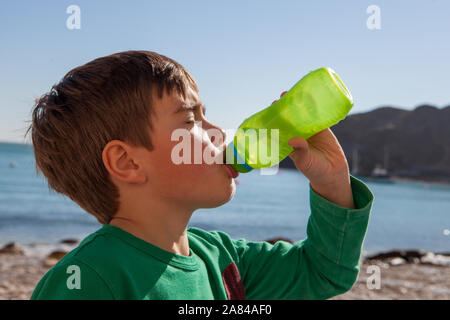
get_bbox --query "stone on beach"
[43,250,68,267]
[59,239,79,245]
[389,257,407,266]
[0,242,24,255]
[366,249,427,260]
[264,237,293,245]
[365,249,428,263]
[420,252,450,267]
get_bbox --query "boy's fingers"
[288,137,311,171]
[288,136,308,149]
[272,91,287,105]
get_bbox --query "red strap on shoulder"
[222,261,246,300]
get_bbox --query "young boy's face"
[136,85,237,211]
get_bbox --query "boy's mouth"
[220,144,239,178]
[224,164,239,179]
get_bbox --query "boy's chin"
[199,183,236,209]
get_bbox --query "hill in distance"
[280,104,450,184]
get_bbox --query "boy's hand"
[272,91,354,208]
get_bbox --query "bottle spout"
[224,141,254,173]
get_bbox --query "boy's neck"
[108,201,194,257]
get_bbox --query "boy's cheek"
[152,141,207,178]
[166,133,222,166]
[151,141,233,204]
[148,132,224,185]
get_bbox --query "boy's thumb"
[288,136,309,162]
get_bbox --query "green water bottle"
[225,67,353,173]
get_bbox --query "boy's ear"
[102,140,147,185]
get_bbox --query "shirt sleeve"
[30,258,115,300]
[221,174,374,300]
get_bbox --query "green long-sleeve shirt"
[30,175,374,300]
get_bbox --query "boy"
[28,50,374,300]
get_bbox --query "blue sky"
[1,0,449,143]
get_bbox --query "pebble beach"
[1,240,449,300]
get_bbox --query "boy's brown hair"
[25,50,198,224]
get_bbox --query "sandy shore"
[0,241,449,300]
[332,259,450,300]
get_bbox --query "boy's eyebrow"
[174,103,206,115]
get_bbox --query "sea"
[0,141,449,255]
